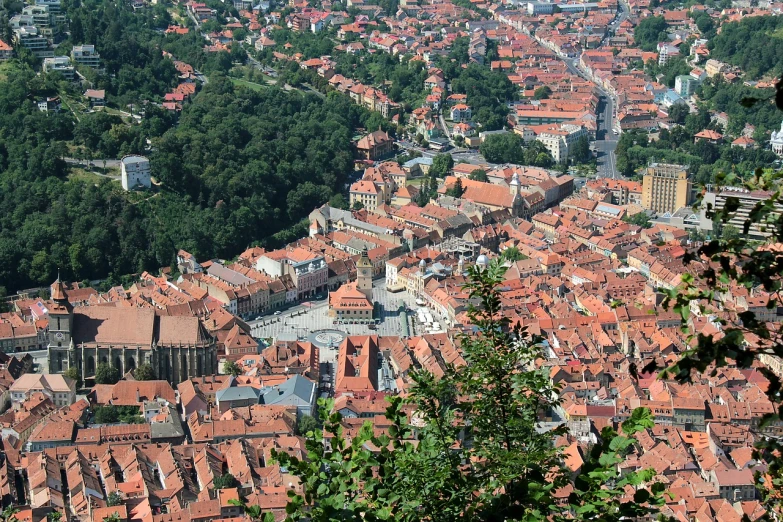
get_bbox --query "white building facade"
[121,155,152,191]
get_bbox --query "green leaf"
[608,436,633,452]
[634,489,651,504]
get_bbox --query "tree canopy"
[213,473,238,490]
[93,405,144,424]
[0,66,362,291]
[64,366,82,390]
[615,113,778,181]
[95,363,120,385]
[479,133,525,163]
[708,15,783,79]
[444,177,465,198]
[223,360,243,377]
[468,169,488,182]
[133,363,156,381]
[106,492,122,507]
[448,64,518,131]
[622,212,653,228]
[533,86,552,100]
[64,0,179,108]
[429,154,454,178]
[634,16,668,52]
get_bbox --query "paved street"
[64,157,121,169]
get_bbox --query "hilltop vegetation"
[0,67,359,292]
[708,15,783,79]
[55,0,179,107]
[632,16,668,52]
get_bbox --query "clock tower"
[356,246,373,301]
[48,277,74,372]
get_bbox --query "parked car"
[274,310,282,315]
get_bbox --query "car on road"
[612,129,619,135]
[274,310,282,315]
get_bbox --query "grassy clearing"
[0,61,25,82]
[67,166,121,183]
[406,176,430,187]
[230,77,268,92]
[67,168,108,183]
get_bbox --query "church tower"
[356,246,373,300]
[48,277,74,373]
[509,171,521,197]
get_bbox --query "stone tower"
[48,277,74,372]
[356,246,373,300]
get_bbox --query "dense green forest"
[0,0,402,293]
[632,16,667,52]
[43,0,245,108]
[707,15,783,80]
[0,64,365,292]
[55,0,178,107]
[479,133,554,166]
[447,62,518,131]
[698,79,783,135]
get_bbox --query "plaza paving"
[248,280,419,345]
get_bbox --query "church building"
[47,279,217,385]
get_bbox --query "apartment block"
[71,44,101,68]
[641,163,691,214]
[14,26,53,58]
[43,56,75,80]
[536,124,588,163]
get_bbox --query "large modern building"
[35,0,61,13]
[47,279,217,386]
[699,186,780,239]
[43,56,74,80]
[13,26,53,58]
[71,44,101,68]
[641,163,691,214]
[536,124,588,163]
[674,75,698,97]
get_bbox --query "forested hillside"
[707,15,783,79]
[0,67,359,293]
[56,0,179,107]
